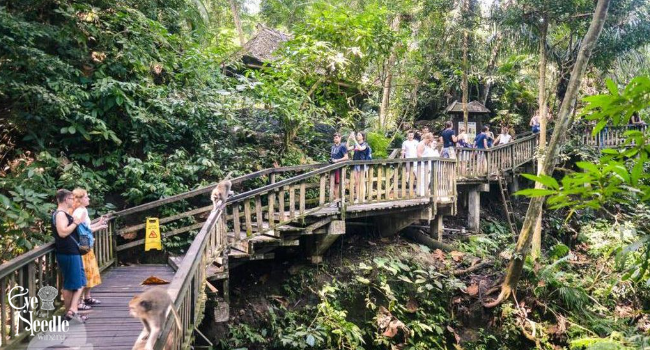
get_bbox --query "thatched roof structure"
[444,100,491,114]
[240,24,291,65]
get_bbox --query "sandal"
[84,297,101,305]
[77,302,92,310]
[64,310,87,323]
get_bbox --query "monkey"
[211,179,233,210]
[129,287,181,350]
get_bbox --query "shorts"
[354,165,367,172]
[56,253,87,291]
[442,147,456,159]
[331,169,341,184]
[532,125,540,134]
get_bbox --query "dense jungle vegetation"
[2,0,650,348]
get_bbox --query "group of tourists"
[401,121,514,160]
[52,188,104,323]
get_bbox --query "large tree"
[485,0,612,306]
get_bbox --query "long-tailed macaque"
[211,180,233,210]
[129,287,181,350]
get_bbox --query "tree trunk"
[379,15,401,131]
[230,0,245,46]
[485,0,611,307]
[481,32,502,106]
[461,0,470,131]
[531,17,548,261]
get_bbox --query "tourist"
[630,112,646,127]
[416,133,438,195]
[350,132,370,202]
[457,127,470,148]
[530,113,540,134]
[487,128,495,148]
[329,133,348,201]
[440,121,457,159]
[72,188,107,311]
[52,189,87,322]
[416,125,430,142]
[401,130,419,182]
[475,126,490,173]
[494,127,513,146]
[475,125,490,149]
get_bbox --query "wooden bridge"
[0,126,633,349]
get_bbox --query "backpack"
[51,210,91,255]
[366,144,372,160]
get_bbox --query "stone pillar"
[430,214,444,241]
[309,220,345,264]
[468,187,480,232]
[509,175,520,194]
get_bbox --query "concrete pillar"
[468,187,480,232]
[430,214,444,241]
[309,220,345,264]
[509,175,520,194]
[374,209,427,237]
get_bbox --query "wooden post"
[244,200,253,236]
[279,189,286,222]
[367,166,374,202]
[319,174,327,206]
[255,195,263,233]
[340,167,347,220]
[300,184,306,215]
[349,170,356,204]
[268,192,275,228]
[289,186,296,219]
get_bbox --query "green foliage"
[365,132,390,159]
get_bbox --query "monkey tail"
[170,305,182,331]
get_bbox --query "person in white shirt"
[402,131,419,182]
[494,126,513,146]
[401,131,419,158]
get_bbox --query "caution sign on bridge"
[145,217,162,251]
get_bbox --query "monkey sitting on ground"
[211,179,233,210]
[129,287,181,350]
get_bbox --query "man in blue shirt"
[474,126,490,173]
[474,126,490,149]
[329,133,348,201]
[440,121,457,159]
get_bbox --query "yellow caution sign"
[145,218,162,251]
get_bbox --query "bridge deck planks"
[11,265,175,350]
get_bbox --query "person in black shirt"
[329,133,348,201]
[52,189,88,322]
[440,121,458,159]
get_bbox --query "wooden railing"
[156,206,227,350]
[0,164,321,348]
[583,124,647,148]
[0,223,114,348]
[111,164,326,252]
[392,134,538,180]
[153,157,457,349]
[224,158,457,244]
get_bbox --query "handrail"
[155,206,225,350]
[0,243,54,281]
[108,164,325,218]
[228,157,456,204]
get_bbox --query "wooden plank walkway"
[11,265,175,350]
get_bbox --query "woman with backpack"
[72,188,107,311]
[52,189,87,322]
